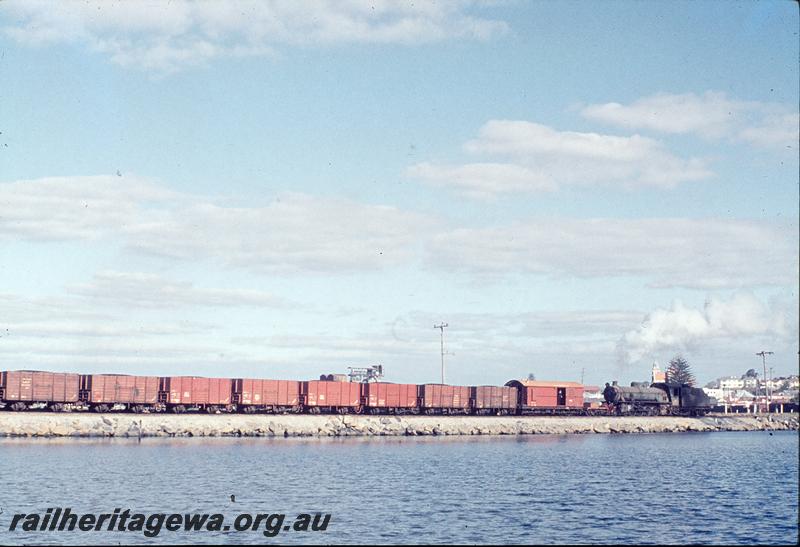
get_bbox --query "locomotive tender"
[0,370,713,416]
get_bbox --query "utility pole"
[769,366,774,407]
[580,367,585,385]
[434,323,448,384]
[756,351,773,412]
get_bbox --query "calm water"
[0,431,797,545]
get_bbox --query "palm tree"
[666,355,696,386]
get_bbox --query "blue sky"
[1,1,798,387]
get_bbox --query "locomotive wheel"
[10,402,27,411]
[171,405,186,414]
[49,403,65,412]
[206,405,219,414]
[131,405,145,413]
[93,404,110,413]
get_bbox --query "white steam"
[618,293,791,364]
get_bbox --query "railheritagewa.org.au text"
[7,508,331,537]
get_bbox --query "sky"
[0,0,798,388]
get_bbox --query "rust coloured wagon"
[233,378,301,413]
[472,385,518,414]
[505,380,584,414]
[161,376,234,412]
[82,374,160,412]
[302,380,361,413]
[362,382,419,413]
[418,384,472,414]
[0,370,80,411]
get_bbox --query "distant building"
[765,378,783,390]
[583,385,603,407]
[742,377,758,390]
[720,376,745,390]
[651,362,666,383]
[703,388,725,401]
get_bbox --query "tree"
[743,368,758,379]
[666,355,696,386]
[527,372,536,381]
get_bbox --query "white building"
[703,388,725,401]
[720,377,745,390]
[764,378,783,391]
[742,377,758,390]
[651,362,665,383]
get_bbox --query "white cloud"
[4,175,796,288]
[737,111,800,149]
[408,161,557,199]
[408,120,712,198]
[0,290,274,375]
[0,174,436,273]
[67,271,289,308]
[426,218,798,289]
[2,0,509,73]
[124,192,436,273]
[581,91,799,150]
[617,293,795,365]
[0,174,178,240]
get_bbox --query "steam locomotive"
[602,381,716,416]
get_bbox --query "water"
[0,431,797,544]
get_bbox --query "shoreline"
[0,413,797,438]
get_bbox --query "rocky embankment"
[0,413,797,438]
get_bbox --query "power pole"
[756,351,773,412]
[580,367,585,385]
[434,323,448,384]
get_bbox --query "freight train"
[0,370,714,416]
